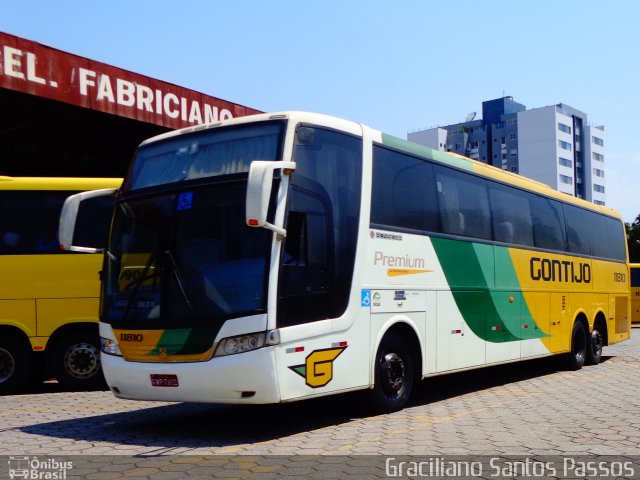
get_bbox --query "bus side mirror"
[246,160,296,237]
[59,188,118,252]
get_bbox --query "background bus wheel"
[0,333,32,395]
[50,329,105,390]
[368,332,414,413]
[586,328,603,365]
[564,321,587,370]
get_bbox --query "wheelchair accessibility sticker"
[177,191,193,211]
[361,289,371,307]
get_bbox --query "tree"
[626,214,640,263]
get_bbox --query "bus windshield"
[126,121,284,190]
[103,181,272,327]
[103,120,285,329]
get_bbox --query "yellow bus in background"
[631,263,640,324]
[0,177,121,394]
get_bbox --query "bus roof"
[134,111,623,221]
[137,111,363,147]
[0,177,122,191]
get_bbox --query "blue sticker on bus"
[177,192,193,210]
[361,289,371,307]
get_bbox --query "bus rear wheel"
[368,332,414,413]
[50,329,105,390]
[564,321,587,370]
[586,328,604,365]
[0,333,32,395]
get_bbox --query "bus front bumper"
[101,346,281,404]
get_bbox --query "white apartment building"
[408,97,606,205]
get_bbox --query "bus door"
[274,125,364,400]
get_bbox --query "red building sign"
[0,31,261,129]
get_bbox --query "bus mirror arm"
[59,187,118,252]
[246,161,296,237]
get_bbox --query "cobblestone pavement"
[1,330,640,477]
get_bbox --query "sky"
[2,0,640,222]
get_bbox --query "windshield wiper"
[122,251,160,321]
[120,248,195,319]
[164,249,195,312]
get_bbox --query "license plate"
[150,374,179,387]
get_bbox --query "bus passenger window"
[0,191,69,254]
[489,183,533,246]
[531,196,567,251]
[2,231,21,250]
[371,146,439,233]
[435,167,491,240]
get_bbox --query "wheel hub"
[591,331,603,353]
[64,343,100,379]
[574,329,586,362]
[381,352,406,396]
[0,347,15,383]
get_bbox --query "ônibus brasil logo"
[8,457,72,479]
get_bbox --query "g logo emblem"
[289,347,346,388]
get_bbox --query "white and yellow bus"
[0,177,121,394]
[631,263,640,324]
[61,112,630,412]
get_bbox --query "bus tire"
[585,327,604,365]
[0,333,33,395]
[50,328,105,390]
[368,332,414,413]
[564,321,587,371]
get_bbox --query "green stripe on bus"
[382,134,474,171]
[431,238,545,342]
[180,326,220,354]
[149,328,192,355]
[148,327,218,356]
[493,247,547,340]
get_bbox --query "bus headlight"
[214,332,266,357]
[101,337,122,356]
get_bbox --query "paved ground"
[2,328,640,478]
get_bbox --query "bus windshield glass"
[103,120,285,329]
[126,121,284,190]
[103,181,272,327]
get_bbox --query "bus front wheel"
[0,333,32,395]
[368,332,414,413]
[50,328,105,390]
